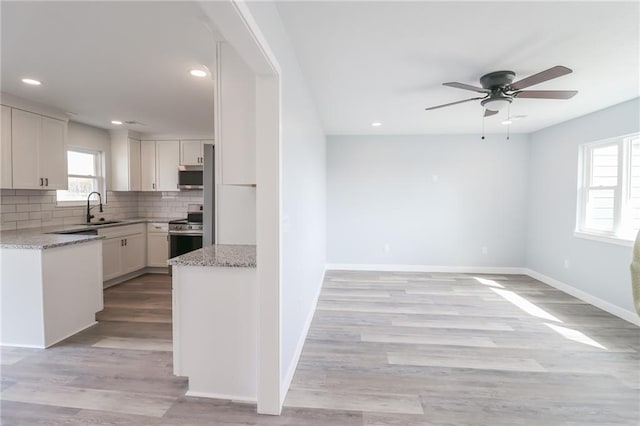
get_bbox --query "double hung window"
[56,148,105,204]
[577,133,640,243]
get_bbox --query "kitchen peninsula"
[0,231,104,348]
[169,244,257,401]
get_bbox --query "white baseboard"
[185,390,256,403]
[524,268,640,326]
[1,320,99,349]
[279,268,326,400]
[326,263,527,275]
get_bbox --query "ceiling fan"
[425,65,578,117]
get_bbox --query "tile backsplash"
[0,189,203,231]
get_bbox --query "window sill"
[574,231,634,248]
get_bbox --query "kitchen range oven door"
[169,233,203,258]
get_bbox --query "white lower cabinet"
[99,224,146,284]
[102,237,123,281]
[147,223,169,267]
[122,233,146,274]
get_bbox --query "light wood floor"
[1,272,639,425]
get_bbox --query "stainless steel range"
[169,204,203,258]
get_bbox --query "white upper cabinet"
[156,140,179,191]
[1,106,12,188]
[140,140,179,192]
[180,140,213,166]
[11,108,67,190]
[111,131,141,191]
[218,42,256,185]
[180,140,204,165]
[140,140,157,191]
[39,116,67,189]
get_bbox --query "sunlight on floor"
[473,277,505,288]
[489,287,563,323]
[479,280,608,350]
[545,323,608,350]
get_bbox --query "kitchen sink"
[85,221,124,226]
[54,229,99,235]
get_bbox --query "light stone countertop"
[0,217,182,250]
[168,244,256,268]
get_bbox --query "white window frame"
[575,133,639,247]
[56,147,106,206]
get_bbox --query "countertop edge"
[0,217,180,250]
[168,244,257,268]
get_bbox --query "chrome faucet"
[86,191,103,223]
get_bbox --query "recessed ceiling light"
[111,120,123,125]
[21,78,42,86]
[501,120,513,125]
[189,69,207,78]
[371,122,382,127]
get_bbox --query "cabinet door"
[1,106,12,188]
[140,140,156,191]
[11,109,40,189]
[122,233,145,274]
[102,237,123,282]
[39,117,67,189]
[128,138,141,191]
[157,140,180,191]
[180,140,203,165]
[147,233,169,267]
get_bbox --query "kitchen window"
[56,148,105,204]
[576,133,640,245]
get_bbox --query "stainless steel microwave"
[178,165,203,189]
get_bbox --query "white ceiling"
[276,1,640,135]
[2,2,638,138]
[1,1,217,137]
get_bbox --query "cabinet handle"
[124,239,127,246]
[40,178,44,186]
[152,183,155,189]
[45,178,48,187]
[120,239,124,247]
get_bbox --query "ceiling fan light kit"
[481,97,511,112]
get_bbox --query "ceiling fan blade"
[425,96,485,111]
[443,82,490,93]
[484,109,499,117]
[510,66,573,90]
[514,90,578,99]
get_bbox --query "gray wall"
[327,134,529,268]
[245,2,328,385]
[527,98,640,313]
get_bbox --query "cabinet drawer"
[147,222,168,233]
[98,223,145,239]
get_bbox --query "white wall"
[327,134,529,269]
[244,1,327,391]
[527,98,640,316]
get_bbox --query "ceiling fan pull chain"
[481,114,485,140]
[506,104,510,141]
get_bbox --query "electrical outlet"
[481,246,488,255]
[432,174,439,183]
[564,259,570,269]
[384,243,391,253]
